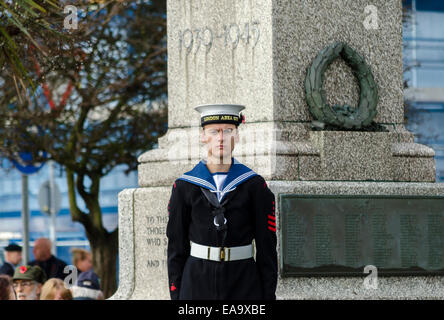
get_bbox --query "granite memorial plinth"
[110,0,444,300]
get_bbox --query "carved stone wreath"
[304,42,379,129]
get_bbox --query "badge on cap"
[195,104,245,127]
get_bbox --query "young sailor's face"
[201,123,238,162]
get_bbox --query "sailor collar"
[178,158,257,202]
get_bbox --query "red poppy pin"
[170,283,176,291]
[19,266,28,274]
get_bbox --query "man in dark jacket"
[0,243,22,277]
[29,238,67,280]
[167,104,278,300]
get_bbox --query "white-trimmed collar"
[178,158,257,202]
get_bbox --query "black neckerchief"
[200,187,237,247]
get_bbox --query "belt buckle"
[219,247,231,262]
[219,247,225,261]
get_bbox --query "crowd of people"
[0,238,104,300]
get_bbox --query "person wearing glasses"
[166,104,277,300]
[12,265,46,300]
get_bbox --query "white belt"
[190,241,254,262]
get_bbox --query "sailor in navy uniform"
[166,104,277,300]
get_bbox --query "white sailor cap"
[194,104,245,127]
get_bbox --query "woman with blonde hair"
[40,278,73,300]
[71,248,93,274]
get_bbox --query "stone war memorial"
[110,0,444,300]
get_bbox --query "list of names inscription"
[280,195,444,276]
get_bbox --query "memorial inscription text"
[179,21,261,54]
[280,195,444,276]
[146,215,168,269]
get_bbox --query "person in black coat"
[166,104,278,300]
[29,238,68,281]
[0,243,22,277]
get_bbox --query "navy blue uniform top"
[166,158,277,300]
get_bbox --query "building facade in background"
[0,162,137,270]
[403,0,444,181]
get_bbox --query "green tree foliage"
[0,0,167,298]
[0,0,65,91]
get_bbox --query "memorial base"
[110,180,444,300]
[272,181,444,300]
